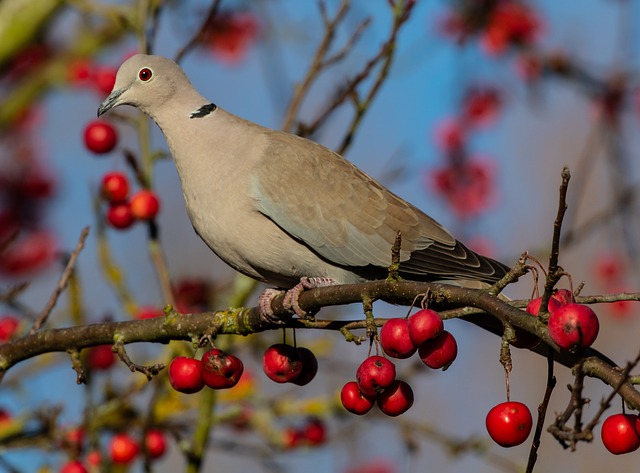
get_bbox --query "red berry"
[340,381,376,415]
[418,330,457,370]
[283,427,303,449]
[85,450,101,467]
[95,66,117,95]
[356,355,396,397]
[0,408,11,424]
[67,59,92,86]
[0,231,56,276]
[485,401,533,447]
[136,306,163,320]
[130,190,160,220]
[526,295,562,317]
[513,291,573,349]
[60,460,88,473]
[601,413,640,454]
[84,120,118,154]
[64,426,85,449]
[303,418,327,446]
[291,347,318,386]
[407,308,443,346]
[173,278,210,312]
[510,298,548,349]
[109,433,139,464]
[201,348,244,389]
[262,344,303,383]
[168,356,205,394]
[548,303,599,350]
[101,172,129,203]
[106,203,134,230]
[379,318,417,359]
[18,167,56,199]
[87,345,116,371]
[552,288,573,307]
[0,316,20,342]
[145,429,167,459]
[377,379,414,417]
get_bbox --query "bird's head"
[97,54,190,118]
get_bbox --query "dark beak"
[97,89,125,117]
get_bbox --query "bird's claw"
[258,288,287,325]
[283,277,336,318]
[258,277,337,322]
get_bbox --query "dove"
[97,54,510,319]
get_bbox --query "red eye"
[139,68,152,81]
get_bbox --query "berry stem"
[499,332,513,401]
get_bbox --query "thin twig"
[540,168,571,319]
[29,227,90,335]
[68,348,86,385]
[526,351,556,473]
[321,17,372,68]
[281,0,352,132]
[146,221,176,307]
[0,283,29,303]
[583,348,640,433]
[145,1,164,54]
[174,0,223,64]
[299,0,415,154]
[113,340,165,381]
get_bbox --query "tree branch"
[1,280,639,409]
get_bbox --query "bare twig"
[174,0,223,64]
[583,348,640,433]
[146,221,176,307]
[548,348,640,450]
[526,352,556,473]
[30,227,90,335]
[281,0,353,132]
[68,348,86,385]
[540,168,571,320]
[113,340,165,381]
[0,283,29,304]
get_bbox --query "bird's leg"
[257,277,337,323]
[282,277,337,318]
[257,288,286,324]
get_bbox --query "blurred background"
[1,0,640,471]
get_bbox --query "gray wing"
[251,131,507,282]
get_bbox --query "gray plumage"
[98,54,509,289]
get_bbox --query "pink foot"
[258,288,285,324]
[282,277,337,318]
[257,277,337,322]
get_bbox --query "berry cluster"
[58,427,166,472]
[100,171,160,230]
[340,309,457,418]
[169,348,244,393]
[517,288,600,351]
[341,357,413,417]
[262,343,318,386]
[82,118,162,229]
[282,417,327,449]
[0,116,58,276]
[164,294,603,451]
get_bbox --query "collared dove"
[98,54,510,317]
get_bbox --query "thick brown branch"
[1,280,638,410]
